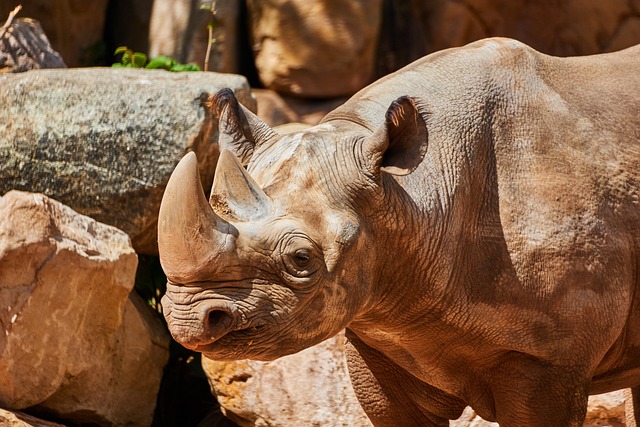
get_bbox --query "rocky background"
[0,1,639,426]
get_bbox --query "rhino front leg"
[344,329,465,427]
[489,354,590,426]
[625,386,640,427]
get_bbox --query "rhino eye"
[283,247,318,278]
[293,249,311,267]
[278,234,322,282]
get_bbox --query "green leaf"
[146,55,175,70]
[170,63,202,72]
[132,52,147,68]
[114,46,130,55]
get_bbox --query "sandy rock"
[32,293,169,426]
[450,407,497,427]
[450,391,627,426]
[0,68,254,254]
[0,1,108,67]
[0,190,169,426]
[585,390,626,426]
[246,0,382,98]
[202,331,371,427]
[0,18,66,73]
[0,408,67,427]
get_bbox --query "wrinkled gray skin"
[158,38,640,426]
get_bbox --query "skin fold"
[157,38,640,426]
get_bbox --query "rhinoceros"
[157,38,640,426]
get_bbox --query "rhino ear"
[362,96,428,177]
[210,88,278,166]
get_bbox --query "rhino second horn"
[158,151,232,283]
[210,149,273,221]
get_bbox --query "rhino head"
[158,88,428,361]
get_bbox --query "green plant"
[112,46,201,72]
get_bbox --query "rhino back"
[325,37,640,238]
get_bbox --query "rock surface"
[254,88,347,127]
[246,0,382,98]
[450,390,626,426]
[0,68,255,254]
[0,1,108,67]
[378,0,640,76]
[202,331,371,427]
[585,390,626,427]
[148,0,199,65]
[0,408,67,427]
[148,0,240,73]
[0,18,66,73]
[0,190,169,426]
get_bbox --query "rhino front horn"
[158,152,234,283]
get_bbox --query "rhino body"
[158,38,640,426]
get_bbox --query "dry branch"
[0,5,22,41]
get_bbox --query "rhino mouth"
[191,323,274,359]
[204,311,269,343]
[161,288,276,352]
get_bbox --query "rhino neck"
[349,117,506,340]
[349,176,451,324]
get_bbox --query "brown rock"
[246,0,383,98]
[0,1,108,67]
[202,331,371,427]
[0,18,66,73]
[253,88,300,127]
[148,0,197,64]
[254,88,347,127]
[380,0,640,75]
[382,0,640,61]
[0,191,169,426]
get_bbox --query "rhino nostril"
[207,309,231,327]
[198,304,238,343]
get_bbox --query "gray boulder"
[0,68,254,254]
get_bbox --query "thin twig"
[204,20,213,71]
[0,5,22,41]
[203,0,217,72]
